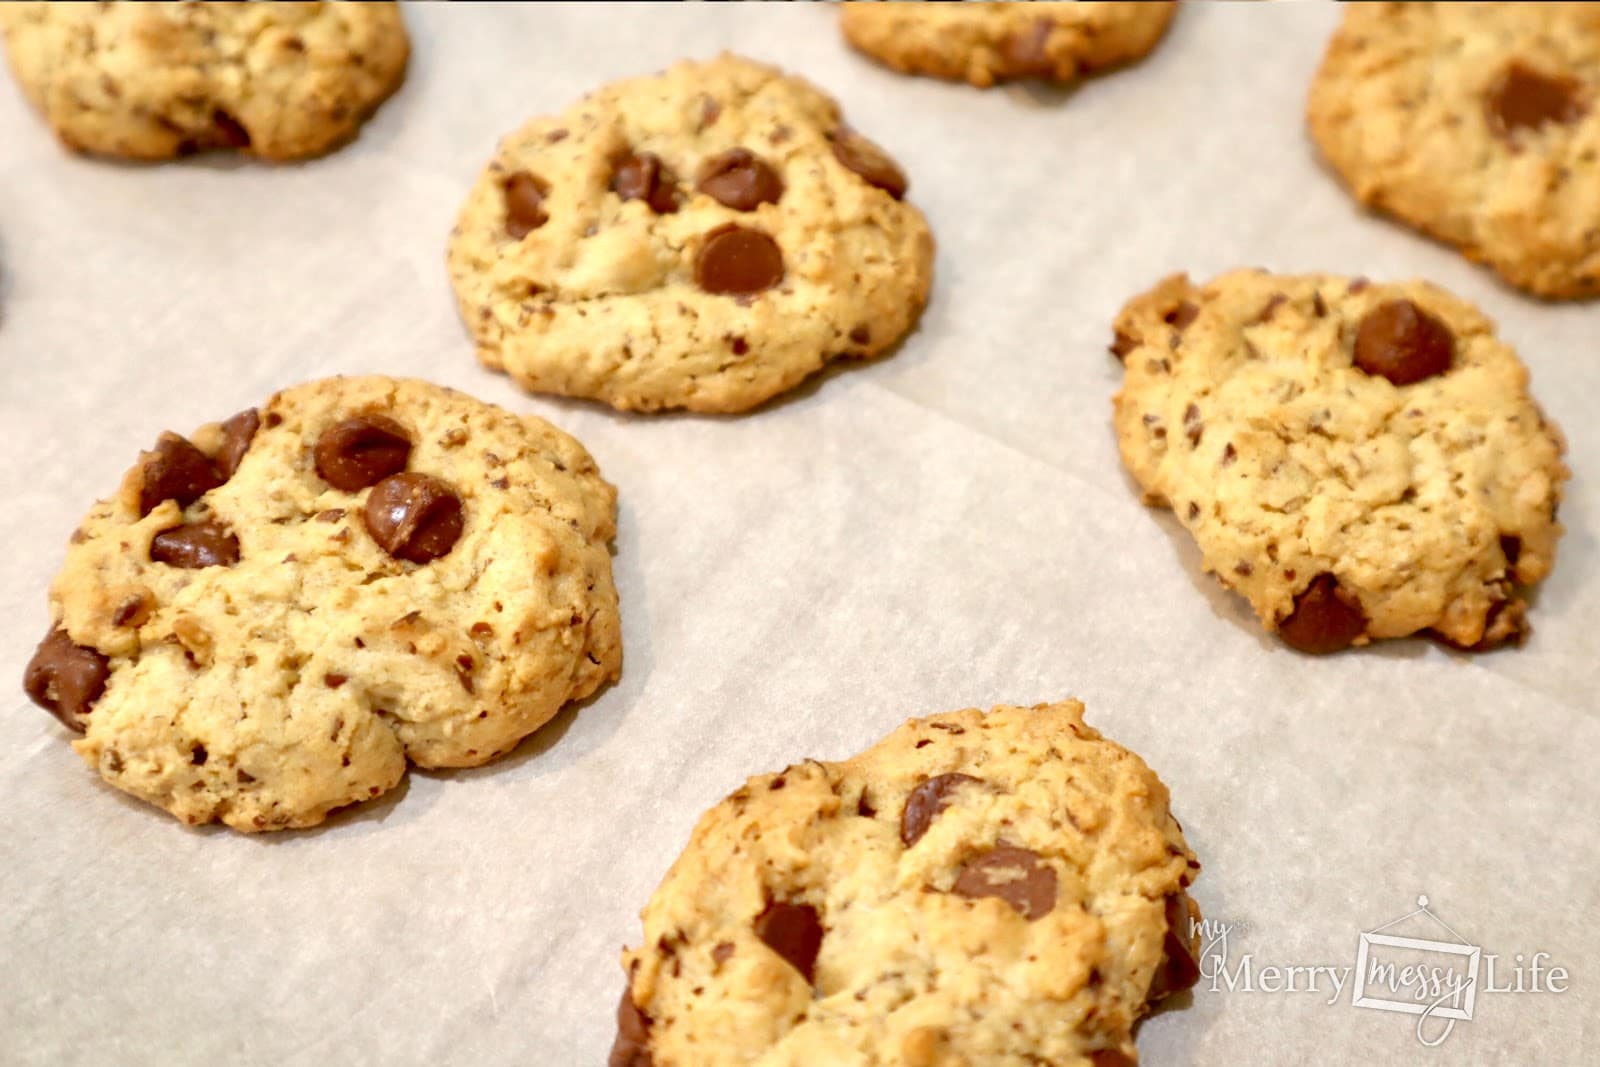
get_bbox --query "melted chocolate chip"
[828,127,908,199]
[504,171,550,238]
[1146,893,1201,1001]
[900,773,982,846]
[150,521,240,568]
[138,432,223,516]
[613,152,681,214]
[112,596,150,628]
[1486,62,1585,141]
[314,416,412,492]
[1501,534,1522,568]
[1279,573,1367,653]
[697,148,783,211]
[951,846,1057,921]
[210,109,251,149]
[1353,300,1453,385]
[1164,302,1199,329]
[363,472,464,563]
[215,408,260,479]
[23,627,110,732]
[607,989,654,1067]
[753,901,823,984]
[695,225,784,295]
[1087,1050,1137,1067]
[1001,18,1056,78]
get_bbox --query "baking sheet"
[1,4,1596,1064]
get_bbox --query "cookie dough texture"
[839,2,1176,88]
[447,53,934,414]
[612,700,1201,1067]
[1308,2,1600,299]
[0,1,408,160]
[1112,269,1567,652]
[27,376,620,832]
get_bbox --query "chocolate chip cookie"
[610,700,1201,1067]
[447,53,935,414]
[23,376,621,832]
[0,1,408,161]
[1308,2,1600,298]
[839,2,1176,89]
[1112,269,1568,653]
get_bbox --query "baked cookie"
[447,53,934,414]
[610,700,1201,1067]
[0,1,408,161]
[22,376,621,832]
[839,2,1176,89]
[1308,2,1600,299]
[1111,269,1568,653]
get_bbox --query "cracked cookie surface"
[1111,269,1568,652]
[446,53,934,414]
[1308,2,1600,299]
[839,1,1175,89]
[0,1,408,160]
[610,700,1201,1067]
[23,376,621,832]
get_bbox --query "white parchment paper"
[2,4,1596,1064]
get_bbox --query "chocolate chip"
[1088,1051,1137,1067]
[363,472,464,563]
[1353,300,1453,385]
[150,521,240,568]
[608,989,654,1067]
[612,152,680,214]
[1254,293,1288,323]
[1164,302,1199,329]
[1001,18,1056,78]
[215,408,260,480]
[314,416,412,491]
[23,627,109,732]
[951,846,1057,921]
[138,433,223,516]
[828,127,908,199]
[849,325,871,346]
[190,744,208,766]
[1472,598,1531,650]
[1110,331,1139,361]
[324,673,348,689]
[901,773,982,847]
[504,171,550,238]
[210,108,251,149]
[697,148,783,211]
[1501,534,1522,567]
[753,901,823,984]
[695,225,784,296]
[1147,893,1201,1001]
[711,942,735,966]
[1279,573,1366,653]
[1486,62,1585,141]
[1183,403,1203,447]
[113,596,150,628]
